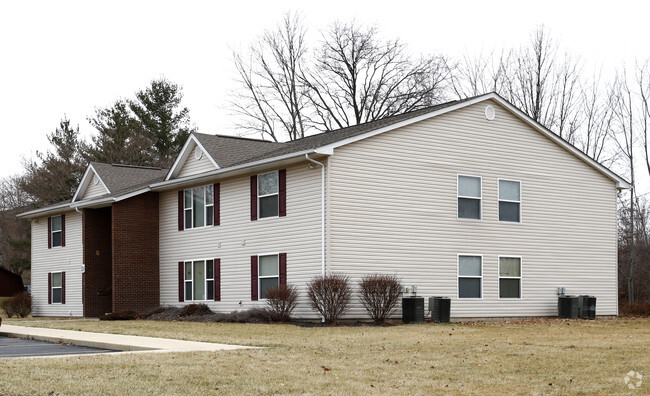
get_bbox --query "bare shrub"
[358,274,402,323]
[265,284,299,322]
[1,292,32,318]
[307,273,352,324]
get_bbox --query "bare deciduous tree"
[232,13,309,142]
[306,21,451,131]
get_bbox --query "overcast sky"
[1,0,648,180]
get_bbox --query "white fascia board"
[314,92,630,190]
[151,149,318,190]
[71,164,110,202]
[165,134,220,181]
[17,202,75,219]
[113,188,151,202]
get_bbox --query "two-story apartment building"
[19,93,628,319]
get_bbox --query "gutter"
[305,154,326,278]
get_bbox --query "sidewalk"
[0,324,255,356]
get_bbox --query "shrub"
[307,273,352,324]
[619,301,650,317]
[1,292,32,318]
[265,284,299,322]
[358,274,402,323]
[181,303,213,317]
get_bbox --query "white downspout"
[305,153,326,278]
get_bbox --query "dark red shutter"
[251,256,258,301]
[47,217,52,249]
[178,191,184,231]
[213,183,220,226]
[178,262,185,302]
[48,273,52,304]
[61,272,66,304]
[279,253,287,285]
[61,214,66,247]
[250,175,258,221]
[279,169,286,217]
[214,258,221,301]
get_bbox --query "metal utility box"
[578,295,596,320]
[558,295,579,319]
[429,297,451,323]
[402,297,425,324]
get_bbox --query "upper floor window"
[184,185,214,229]
[458,175,481,220]
[498,180,521,223]
[48,214,65,248]
[258,171,279,218]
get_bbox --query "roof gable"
[72,164,110,202]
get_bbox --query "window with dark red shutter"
[250,176,258,221]
[213,183,220,226]
[279,169,286,217]
[61,272,66,304]
[251,256,258,300]
[48,273,52,304]
[178,261,185,302]
[48,218,52,249]
[279,253,287,285]
[61,214,66,247]
[178,191,184,231]
[214,258,221,301]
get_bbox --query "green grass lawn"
[1,317,648,395]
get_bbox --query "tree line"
[0,14,648,305]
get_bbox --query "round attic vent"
[92,175,99,185]
[484,105,496,120]
[194,146,203,160]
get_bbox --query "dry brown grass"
[1,317,648,395]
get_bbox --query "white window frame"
[498,256,522,300]
[51,271,63,304]
[184,259,215,301]
[457,254,483,299]
[498,179,522,223]
[183,185,214,230]
[258,252,280,300]
[457,175,482,221]
[51,215,63,248]
[258,171,279,219]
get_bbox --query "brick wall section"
[82,208,112,317]
[112,192,160,313]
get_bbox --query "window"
[183,185,214,229]
[184,259,215,301]
[258,254,279,299]
[458,176,481,220]
[258,171,279,218]
[499,180,521,222]
[48,272,65,304]
[49,215,64,248]
[458,255,482,298]
[499,257,522,298]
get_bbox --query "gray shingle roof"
[192,133,282,168]
[226,97,473,166]
[91,162,168,196]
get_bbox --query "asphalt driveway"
[0,335,115,358]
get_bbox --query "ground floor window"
[458,255,482,298]
[258,254,279,299]
[48,271,65,304]
[184,259,214,301]
[499,257,522,298]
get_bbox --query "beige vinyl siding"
[327,100,618,319]
[177,144,217,178]
[31,211,83,317]
[159,162,324,317]
[82,173,108,199]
